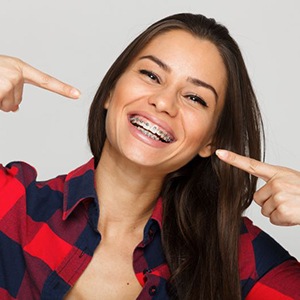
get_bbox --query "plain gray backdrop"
[1,0,300,259]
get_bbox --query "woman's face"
[104,29,227,174]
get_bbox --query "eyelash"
[139,69,160,83]
[139,69,208,108]
[186,94,208,107]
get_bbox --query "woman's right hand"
[0,55,80,112]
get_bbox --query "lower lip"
[128,119,171,148]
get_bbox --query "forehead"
[136,30,227,99]
[138,29,225,72]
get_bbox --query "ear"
[104,91,113,109]
[198,143,213,158]
[104,97,111,109]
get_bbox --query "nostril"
[148,97,178,117]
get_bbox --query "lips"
[129,115,175,143]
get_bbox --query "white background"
[1,0,300,258]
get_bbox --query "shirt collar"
[62,158,97,220]
[62,158,164,229]
[151,197,163,230]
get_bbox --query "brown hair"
[88,13,263,299]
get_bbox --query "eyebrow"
[187,77,219,102]
[139,55,171,72]
[139,55,219,102]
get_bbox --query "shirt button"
[143,268,152,274]
[148,285,157,295]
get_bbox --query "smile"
[129,115,174,143]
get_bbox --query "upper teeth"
[130,116,173,143]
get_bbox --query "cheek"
[186,113,215,142]
[105,102,123,134]
[104,110,114,142]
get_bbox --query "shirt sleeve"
[245,259,300,299]
[240,217,300,299]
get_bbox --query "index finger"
[216,149,277,182]
[21,61,80,99]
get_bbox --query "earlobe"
[104,99,110,109]
[104,91,113,109]
[198,144,213,158]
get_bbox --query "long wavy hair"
[88,13,263,299]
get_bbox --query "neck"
[94,143,164,236]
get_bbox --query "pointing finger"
[21,61,80,99]
[216,149,278,182]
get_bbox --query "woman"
[0,13,300,300]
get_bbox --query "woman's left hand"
[216,149,300,226]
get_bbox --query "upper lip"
[128,111,176,141]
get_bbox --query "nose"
[148,89,178,117]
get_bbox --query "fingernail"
[216,149,228,159]
[70,88,80,98]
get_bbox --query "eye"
[186,94,208,107]
[139,69,160,83]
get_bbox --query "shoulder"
[0,158,95,201]
[240,217,291,260]
[239,217,294,296]
[0,161,68,220]
[239,216,292,275]
[0,161,68,194]
[0,162,39,210]
[0,161,38,187]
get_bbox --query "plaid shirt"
[0,159,299,299]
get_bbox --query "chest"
[64,238,143,300]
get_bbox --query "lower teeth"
[130,117,172,142]
[137,127,160,141]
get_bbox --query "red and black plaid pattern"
[240,218,300,299]
[0,160,299,299]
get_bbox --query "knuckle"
[5,56,21,65]
[229,152,237,162]
[0,78,14,93]
[270,179,283,190]
[11,104,19,112]
[269,217,281,226]
[276,203,290,217]
[0,100,13,112]
[61,84,71,94]
[261,207,269,217]
[270,214,293,226]
[39,74,52,87]
[273,192,286,205]
[249,158,260,172]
